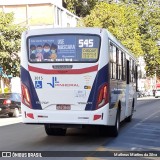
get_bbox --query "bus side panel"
[118,81,127,122]
[85,64,109,110]
[125,60,137,118]
[21,66,42,110]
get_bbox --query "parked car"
[0,93,21,117]
[155,89,160,98]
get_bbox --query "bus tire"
[108,109,120,137]
[44,124,66,136]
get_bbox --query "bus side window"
[132,60,134,82]
[129,58,132,82]
[127,60,130,84]
[110,43,116,79]
[120,51,122,80]
[112,45,116,79]
[110,43,113,79]
[116,48,119,80]
[122,52,126,81]
[129,58,136,83]
[117,49,122,80]
[110,43,113,61]
[133,61,136,83]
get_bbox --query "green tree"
[0,12,25,77]
[120,0,160,77]
[64,0,98,17]
[141,4,160,77]
[82,2,143,56]
[80,0,160,77]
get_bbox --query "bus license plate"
[56,105,71,110]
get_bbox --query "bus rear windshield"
[27,34,100,63]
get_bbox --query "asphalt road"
[0,97,159,160]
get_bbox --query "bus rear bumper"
[21,104,110,126]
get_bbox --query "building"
[0,0,80,93]
[137,56,146,91]
[0,0,80,29]
[137,56,159,93]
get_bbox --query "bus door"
[125,59,133,116]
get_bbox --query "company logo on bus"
[47,77,59,88]
[47,77,79,88]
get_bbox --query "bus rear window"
[27,34,100,63]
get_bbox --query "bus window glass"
[113,46,116,63]
[130,58,135,82]
[132,60,135,82]
[27,34,100,63]
[118,50,121,65]
[119,66,122,80]
[113,63,116,79]
[110,63,113,78]
[123,53,126,67]
[117,50,122,80]
[110,43,113,62]
[122,52,126,80]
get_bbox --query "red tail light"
[21,83,31,108]
[3,99,11,105]
[96,83,109,109]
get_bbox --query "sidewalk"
[137,96,159,100]
[0,115,22,127]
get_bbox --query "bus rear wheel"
[108,110,120,137]
[44,124,66,136]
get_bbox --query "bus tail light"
[96,84,108,109]
[21,83,32,108]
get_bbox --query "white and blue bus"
[21,28,137,137]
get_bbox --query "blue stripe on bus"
[85,64,109,111]
[21,66,42,110]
